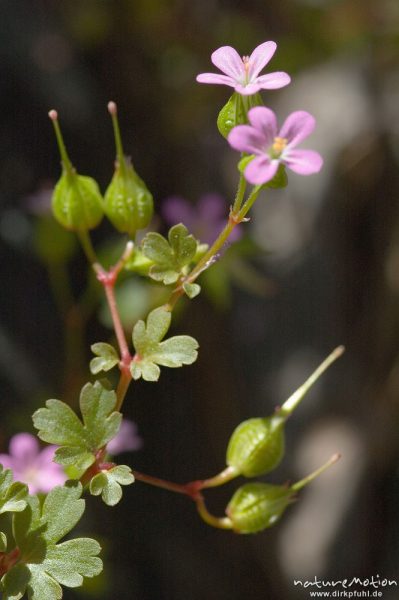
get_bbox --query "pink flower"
[228,107,323,185]
[107,420,143,455]
[196,41,290,96]
[0,433,66,494]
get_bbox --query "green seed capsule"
[217,92,263,138]
[227,482,292,534]
[226,415,284,477]
[104,102,153,239]
[225,346,345,479]
[226,453,340,534]
[48,110,103,231]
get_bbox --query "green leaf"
[90,343,119,375]
[33,381,122,478]
[3,483,102,600]
[89,465,134,506]
[183,282,201,299]
[131,307,199,382]
[142,224,198,285]
[0,466,28,515]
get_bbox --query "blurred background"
[0,0,399,598]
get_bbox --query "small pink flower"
[107,420,143,455]
[228,107,323,185]
[0,433,66,494]
[196,41,290,96]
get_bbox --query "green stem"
[279,346,345,418]
[291,453,341,492]
[200,466,239,489]
[196,497,233,530]
[108,101,126,172]
[49,111,73,173]
[77,230,98,265]
[232,172,246,213]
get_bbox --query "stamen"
[242,55,250,75]
[271,137,288,156]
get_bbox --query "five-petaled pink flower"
[228,107,323,185]
[0,433,66,494]
[196,41,290,95]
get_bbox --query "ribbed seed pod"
[226,415,284,477]
[226,482,292,534]
[104,102,153,239]
[48,110,103,231]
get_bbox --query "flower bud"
[48,110,103,231]
[226,454,340,534]
[104,102,153,239]
[225,346,344,478]
[226,415,284,477]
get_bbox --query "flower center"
[270,137,287,158]
[242,55,250,84]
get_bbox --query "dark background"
[1,0,399,598]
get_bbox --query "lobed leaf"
[33,381,122,479]
[90,343,119,375]
[2,483,102,600]
[131,307,199,382]
[142,224,198,285]
[0,466,28,515]
[89,465,134,506]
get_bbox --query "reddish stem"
[0,548,20,577]
[132,470,203,501]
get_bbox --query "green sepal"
[217,92,263,138]
[90,343,119,375]
[131,306,199,382]
[89,465,134,506]
[123,248,154,276]
[0,531,7,552]
[141,224,198,285]
[52,172,103,232]
[183,282,201,299]
[2,483,102,599]
[226,415,285,477]
[226,482,293,534]
[32,381,122,479]
[104,158,153,238]
[0,466,28,515]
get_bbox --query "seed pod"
[104,102,153,239]
[48,110,103,231]
[227,482,292,533]
[225,346,344,478]
[226,453,340,534]
[226,415,284,477]
[217,92,263,138]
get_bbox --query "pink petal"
[256,72,291,90]
[107,420,143,455]
[0,454,15,470]
[211,46,244,80]
[196,73,236,87]
[197,194,226,220]
[35,467,66,493]
[228,125,267,155]
[247,107,278,146]
[9,433,39,465]
[279,111,316,147]
[249,41,277,79]
[234,82,262,96]
[284,149,323,174]
[245,156,279,185]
